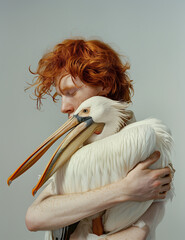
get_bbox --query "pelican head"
[74,96,130,143]
[7,96,132,195]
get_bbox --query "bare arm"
[26,176,130,231]
[25,151,171,231]
[100,226,149,240]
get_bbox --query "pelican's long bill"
[7,115,104,196]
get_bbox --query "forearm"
[26,179,130,231]
[26,152,171,232]
[101,226,149,240]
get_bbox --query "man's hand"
[121,151,172,202]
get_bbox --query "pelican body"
[54,118,173,235]
[7,96,174,237]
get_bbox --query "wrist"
[114,177,140,202]
[132,219,150,238]
[106,179,131,204]
[132,225,149,240]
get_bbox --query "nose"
[60,96,74,115]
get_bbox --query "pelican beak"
[7,114,104,196]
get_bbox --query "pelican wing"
[54,118,173,232]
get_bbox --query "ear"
[99,86,111,96]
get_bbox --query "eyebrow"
[58,79,84,95]
[58,85,77,95]
[57,77,72,94]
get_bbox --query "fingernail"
[155,151,160,157]
[151,151,160,158]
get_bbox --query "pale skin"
[25,74,172,239]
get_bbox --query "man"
[25,39,173,240]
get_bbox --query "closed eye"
[63,86,84,97]
[65,88,78,96]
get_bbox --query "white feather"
[51,96,173,238]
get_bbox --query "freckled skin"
[56,74,110,118]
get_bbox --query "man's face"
[56,74,108,118]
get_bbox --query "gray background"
[1,0,184,239]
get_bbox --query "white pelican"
[7,96,174,238]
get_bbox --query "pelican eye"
[79,107,90,116]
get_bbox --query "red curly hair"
[28,38,134,109]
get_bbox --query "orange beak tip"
[32,191,36,197]
[32,188,37,196]
[7,178,12,186]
